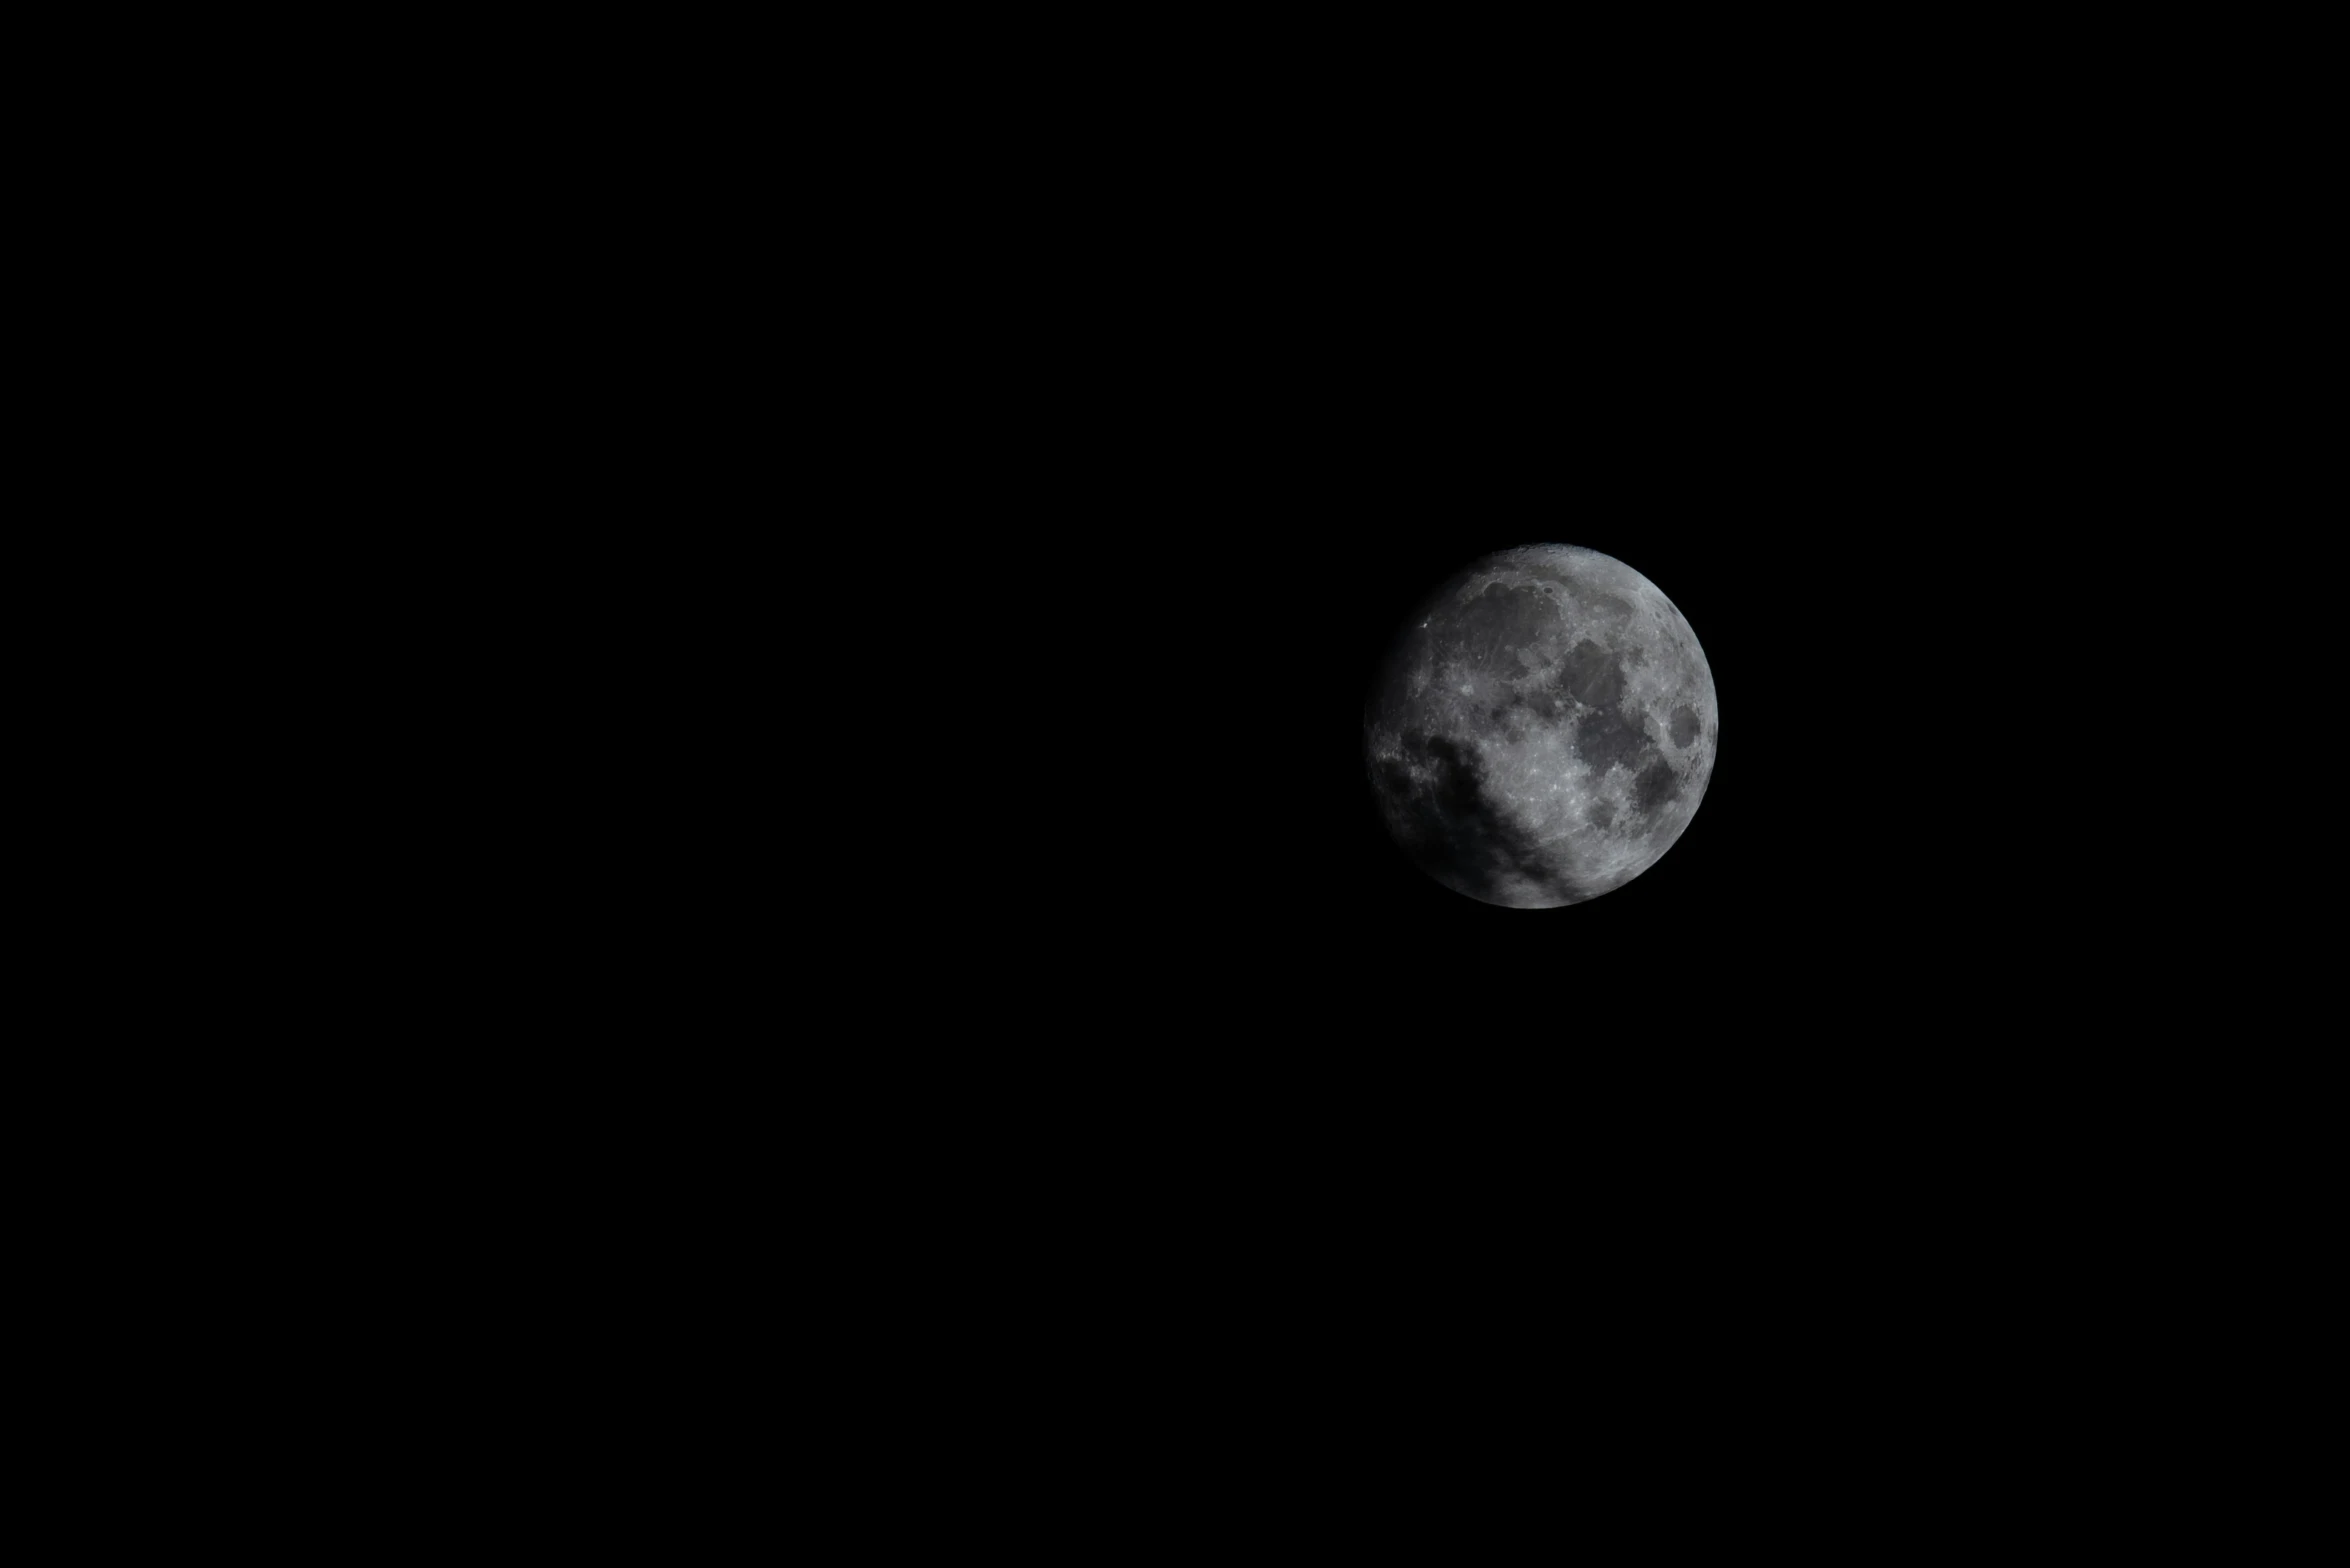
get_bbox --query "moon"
[1364,543,1718,908]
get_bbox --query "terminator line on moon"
[1365,544,1718,908]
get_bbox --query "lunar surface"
[1365,544,1717,908]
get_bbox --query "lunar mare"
[1365,544,1717,908]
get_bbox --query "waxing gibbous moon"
[1365,543,1718,908]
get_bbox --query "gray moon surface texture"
[1365,544,1718,908]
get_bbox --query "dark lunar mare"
[1632,757,1681,813]
[1519,562,1635,623]
[1571,700,1648,777]
[1445,582,1554,677]
[1554,639,1625,708]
